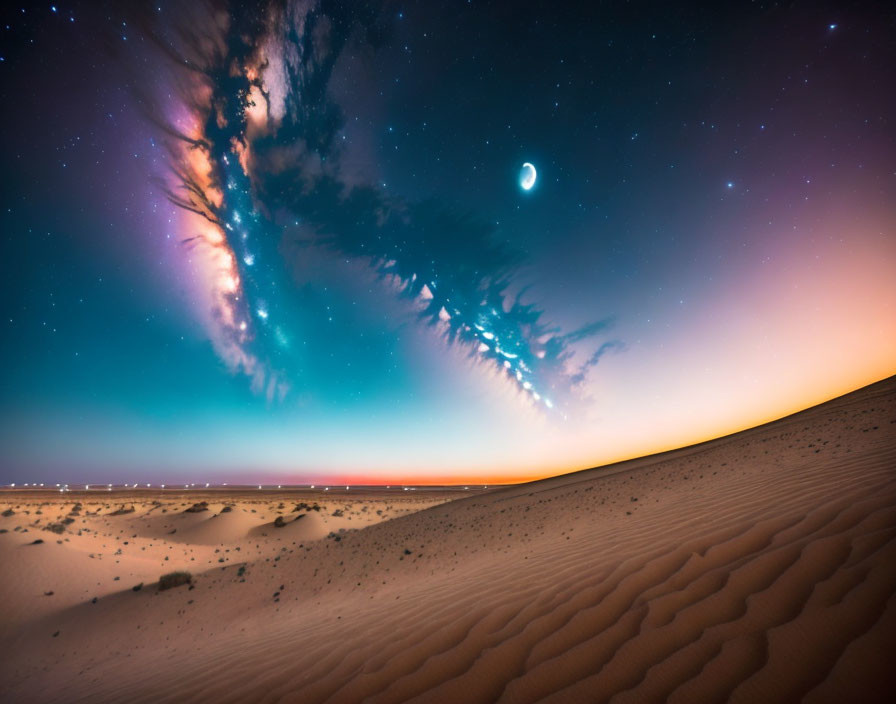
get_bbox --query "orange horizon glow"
[264,369,895,486]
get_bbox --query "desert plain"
[1,376,895,703]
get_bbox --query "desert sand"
[1,376,894,703]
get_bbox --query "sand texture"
[1,377,894,703]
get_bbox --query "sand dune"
[171,509,265,545]
[248,511,330,542]
[1,377,894,702]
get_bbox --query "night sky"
[1,1,894,484]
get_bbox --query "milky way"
[150,0,612,410]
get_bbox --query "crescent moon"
[520,162,537,191]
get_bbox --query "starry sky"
[1,0,894,485]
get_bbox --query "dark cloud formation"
[570,341,626,386]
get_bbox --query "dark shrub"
[292,502,322,512]
[158,571,192,591]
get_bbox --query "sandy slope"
[1,377,894,703]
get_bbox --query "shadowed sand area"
[1,376,894,703]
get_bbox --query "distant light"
[345,486,349,490]
[829,23,837,30]
[726,182,734,189]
